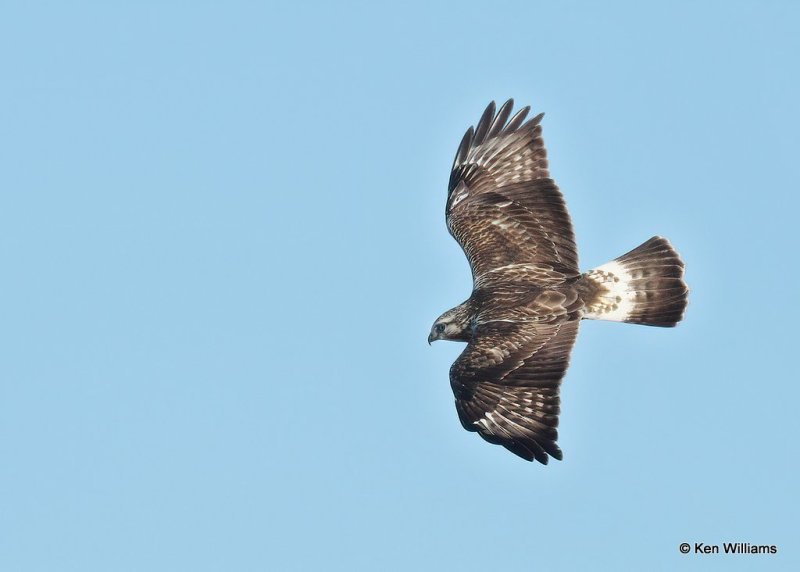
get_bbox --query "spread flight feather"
[431,99,688,464]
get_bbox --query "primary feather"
[431,100,688,464]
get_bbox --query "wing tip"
[452,99,545,164]
[499,437,564,465]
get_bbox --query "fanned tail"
[580,236,688,327]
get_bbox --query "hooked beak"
[428,332,434,345]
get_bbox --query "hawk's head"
[428,302,473,344]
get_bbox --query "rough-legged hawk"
[429,100,688,464]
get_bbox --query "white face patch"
[444,322,459,336]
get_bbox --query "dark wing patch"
[448,181,578,280]
[450,320,580,464]
[446,100,579,279]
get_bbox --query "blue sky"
[2,1,798,570]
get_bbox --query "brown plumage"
[429,100,689,464]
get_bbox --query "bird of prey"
[428,99,688,464]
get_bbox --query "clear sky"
[2,1,798,570]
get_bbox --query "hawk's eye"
[435,324,446,334]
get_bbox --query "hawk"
[429,99,688,464]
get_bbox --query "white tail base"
[583,261,635,322]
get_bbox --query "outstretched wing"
[446,100,579,281]
[450,319,580,464]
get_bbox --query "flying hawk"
[429,100,688,464]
